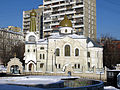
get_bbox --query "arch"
[75,48,79,56]
[65,45,70,56]
[29,63,34,72]
[68,71,71,76]
[56,48,60,56]
[27,60,36,72]
[28,35,36,42]
[7,57,23,74]
[10,65,19,74]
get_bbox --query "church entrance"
[29,63,34,72]
[10,65,20,74]
[68,71,71,76]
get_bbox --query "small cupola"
[59,15,73,34]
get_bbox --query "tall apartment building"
[23,5,43,39]
[43,0,96,40]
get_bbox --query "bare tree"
[98,35,120,69]
[0,30,24,66]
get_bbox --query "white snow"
[0,76,119,90]
[0,76,78,85]
[104,86,119,90]
[0,76,79,90]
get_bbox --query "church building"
[24,10,105,80]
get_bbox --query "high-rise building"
[43,0,96,40]
[23,5,43,39]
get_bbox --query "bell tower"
[30,9,37,32]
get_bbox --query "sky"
[0,0,120,39]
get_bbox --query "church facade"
[24,10,106,80]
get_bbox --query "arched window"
[56,48,60,56]
[65,29,67,33]
[88,62,90,68]
[75,48,79,56]
[28,49,30,52]
[87,52,90,57]
[29,35,36,42]
[74,64,76,69]
[43,54,45,59]
[40,54,42,59]
[65,45,70,56]
[78,64,80,68]
[33,49,35,52]
[59,64,61,69]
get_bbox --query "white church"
[24,10,106,79]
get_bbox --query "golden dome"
[30,9,37,17]
[60,15,72,27]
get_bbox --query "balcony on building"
[76,0,83,4]
[73,14,84,18]
[50,22,59,26]
[73,24,84,28]
[73,5,84,9]
[23,19,30,22]
[43,10,52,13]
[44,0,51,5]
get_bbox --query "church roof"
[87,37,102,48]
[37,39,47,44]
[59,15,72,27]
[49,34,86,39]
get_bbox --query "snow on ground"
[104,86,119,90]
[0,76,78,85]
[0,76,79,90]
[0,76,119,90]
